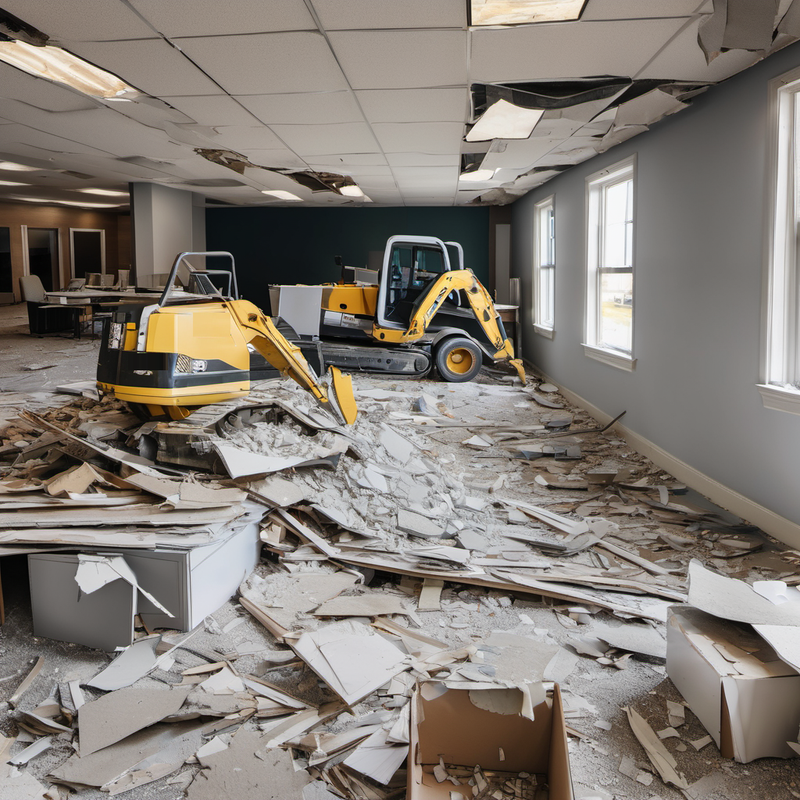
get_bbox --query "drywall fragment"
[74,554,174,618]
[543,648,580,684]
[779,0,800,35]
[291,620,408,705]
[481,632,562,686]
[614,89,685,129]
[657,727,680,739]
[342,728,408,785]
[313,593,408,618]
[9,735,52,765]
[379,423,415,464]
[18,710,71,735]
[195,735,229,764]
[187,729,310,799]
[463,434,493,448]
[214,443,337,478]
[87,634,161,691]
[593,623,666,659]
[752,624,800,673]
[624,706,688,789]
[529,391,563,409]
[262,703,344,748]
[198,666,245,695]
[68,680,85,710]
[397,509,444,539]
[44,462,102,496]
[753,580,800,605]
[247,475,306,507]
[666,700,685,728]
[418,579,444,611]
[9,657,44,708]
[0,763,47,800]
[688,560,800,626]
[498,497,589,536]
[79,686,191,757]
[691,735,713,750]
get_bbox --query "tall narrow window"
[533,196,555,336]
[585,156,636,371]
[760,67,800,413]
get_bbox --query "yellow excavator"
[96,252,357,424]
[270,235,525,384]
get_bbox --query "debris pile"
[0,373,798,799]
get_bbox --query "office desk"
[44,289,161,338]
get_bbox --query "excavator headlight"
[191,358,207,373]
[175,355,207,374]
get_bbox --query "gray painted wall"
[511,41,800,529]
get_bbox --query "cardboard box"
[408,682,574,800]
[667,605,800,762]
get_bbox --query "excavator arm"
[228,299,357,425]
[372,269,525,383]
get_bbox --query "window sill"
[757,383,800,414]
[582,343,636,371]
[533,324,554,339]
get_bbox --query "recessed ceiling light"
[0,40,137,99]
[466,99,544,142]
[79,188,129,197]
[470,0,586,26]
[59,200,122,208]
[459,169,497,182]
[339,185,365,198]
[0,179,28,186]
[261,190,302,201]
[0,160,38,171]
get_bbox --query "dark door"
[27,228,59,292]
[72,230,103,280]
[0,227,12,304]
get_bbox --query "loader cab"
[378,235,459,329]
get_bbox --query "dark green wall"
[205,206,491,309]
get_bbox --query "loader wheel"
[435,337,482,382]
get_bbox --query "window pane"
[603,180,632,268]
[539,265,555,327]
[599,271,632,352]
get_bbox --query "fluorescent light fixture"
[471,0,586,26]
[8,195,120,208]
[466,99,544,142]
[339,184,365,198]
[0,160,38,172]
[79,188,129,197]
[0,39,137,99]
[459,169,497,182]
[261,190,302,201]
[0,179,28,186]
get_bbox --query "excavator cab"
[97,252,357,424]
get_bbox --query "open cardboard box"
[667,605,800,763]
[408,682,574,800]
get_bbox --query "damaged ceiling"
[0,0,797,208]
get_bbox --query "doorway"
[0,227,12,304]
[70,228,106,281]
[26,228,60,292]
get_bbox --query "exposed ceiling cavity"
[0,0,796,209]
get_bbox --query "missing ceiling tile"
[0,8,49,47]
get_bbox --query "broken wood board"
[312,593,409,618]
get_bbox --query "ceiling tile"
[634,17,762,81]
[129,0,315,36]
[65,39,220,96]
[268,123,380,156]
[328,30,468,89]
[0,64,99,112]
[210,126,286,152]
[371,122,465,154]
[312,0,466,30]
[392,166,458,185]
[233,150,309,169]
[386,153,460,167]
[0,0,157,42]
[162,95,259,127]
[236,92,362,125]
[582,0,705,20]
[470,18,687,82]
[306,154,389,167]
[175,32,349,95]
[356,88,468,123]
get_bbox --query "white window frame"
[583,155,637,371]
[533,195,555,338]
[759,66,800,413]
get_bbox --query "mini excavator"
[270,235,525,384]
[96,252,357,424]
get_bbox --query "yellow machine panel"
[321,285,378,317]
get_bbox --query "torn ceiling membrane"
[0,0,796,208]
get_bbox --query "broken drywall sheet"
[87,634,162,692]
[613,89,686,130]
[0,763,47,800]
[342,728,408,785]
[187,729,310,799]
[312,592,409,618]
[687,560,800,626]
[213,443,337,479]
[79,686,191,757]
[624,706,688,789]
[74,554,174,618]
[698,0,779,60]
[592,622,667,660]
[291,620,409,706]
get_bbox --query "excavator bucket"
[510,358,526,385]
[327,366,358,426]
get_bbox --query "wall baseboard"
[527,363,800,548]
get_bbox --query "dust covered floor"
[0,303,799,800]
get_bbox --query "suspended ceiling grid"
[0,0,794,209]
